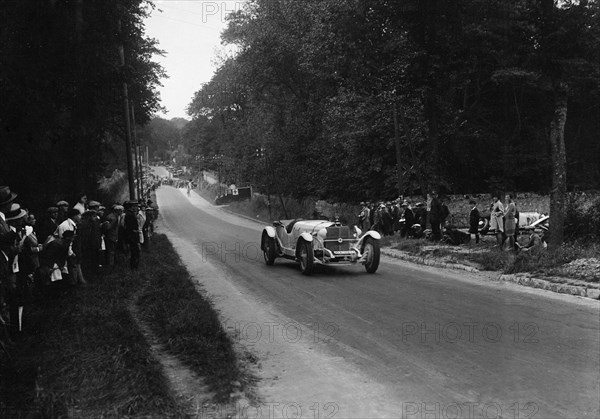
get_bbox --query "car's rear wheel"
[298,239,314,275]
[363,237,380,274]
[263,235,276,266]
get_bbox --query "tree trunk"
[425,91,440,185]
[393,102,404,196]
[548,82,568,249]
[400,109,428,199]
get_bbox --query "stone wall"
[253,191,599,229]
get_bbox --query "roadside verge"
[381,247,600,300]
[0,234,247,417]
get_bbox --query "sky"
[144,1,244,120]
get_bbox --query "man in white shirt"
[56,209,86,286]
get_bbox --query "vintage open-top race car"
[261,219,381,275]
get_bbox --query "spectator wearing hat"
[21,212,42,278]
[80,201,102,274]
[372,203,383,233]
[102,205,122,268]
[503,194,517,251]
[56,200,70,225]
[57,209,86,286]
[0,186,18,261]
[358,202,370,231]
[97,206,108,266]
[37,207,59,245]
[124,200,141,270]
[4,203,29,334]
[490,195,505,248]
[400,201,415,238]
[1,186,18,268]
[468,200,481,244]
[137,201,147,249]
[117,204,128,263]
[16,210,40,332]
[392,200,402,234]
[429,190,443,241]
[147,199,158,235]
[39,230,75,298]
[0,186,17,341]
[144,204,154,247]
[382,202,394,236]
[1,188,19,340]
[73,194,88,215]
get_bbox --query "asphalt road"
[155,183,599,419]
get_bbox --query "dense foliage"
[0,0,164,209]
[184,0,599,204]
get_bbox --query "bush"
[564,194,600,243]
[505,242,585,275]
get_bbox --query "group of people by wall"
[357,191,451,240]
[0,185,158,340]
[358,191,545,251]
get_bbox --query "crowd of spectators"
[0,185,158,342]
[357,192,540,250]
[357,193,450,240]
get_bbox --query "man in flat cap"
[37,207,59,245]
[124,200,141,270]
[102,204,123,269]
[56,200,70,224]
[80,201,102,274]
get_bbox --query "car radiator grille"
[324,226,351,252]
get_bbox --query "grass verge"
[389,234,599,282]
[0,233,244,417]
[137,234,247,402]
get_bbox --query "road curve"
[156,185,599,419]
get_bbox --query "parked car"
[261,219,381,275]
[519,214,549,233]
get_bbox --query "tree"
[185,0,599,208]
[0,0,164,208]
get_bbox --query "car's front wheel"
[263,235,276,266]
[298,239,314,275]
[363,237,380,274]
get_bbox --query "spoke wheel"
[298,239,314,275]
[363,237,380,274]
[263,236,276,266]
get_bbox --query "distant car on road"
[261,219,381,275]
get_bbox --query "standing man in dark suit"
[400,201,415,238]
[429,190,443,241]
[469,199,480,244]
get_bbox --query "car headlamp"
[317,228,327,241]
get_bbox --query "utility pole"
[118,19,135,200]
[131,103,142,200]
